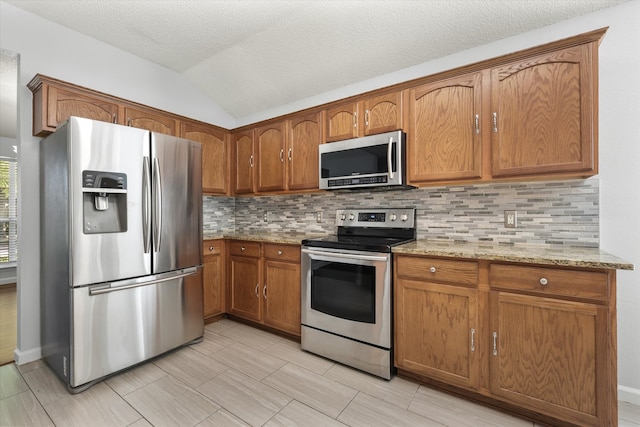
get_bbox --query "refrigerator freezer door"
[70,268,204,388]
[151,133,203,274]
[69,117,152,287]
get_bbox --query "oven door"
[301,246,391,348]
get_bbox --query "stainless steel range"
[301,208,416,379]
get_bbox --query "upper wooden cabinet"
[28,75,120,136]
[407,73,483,183]
[256,122,287,193]
[124,106,178,136]
[325,92,403,142]
[490,44,597,178]
[232,130,255,195]
[287,111,323,191]
[181,121,229,195]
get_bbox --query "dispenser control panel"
[82,170,127,190]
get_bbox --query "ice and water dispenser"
[82,170,127,234]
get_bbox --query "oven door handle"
[301,248,389,262]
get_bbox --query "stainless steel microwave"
[319,130,411,190]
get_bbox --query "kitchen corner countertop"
[393,240,634,271]
[203,231,328,246]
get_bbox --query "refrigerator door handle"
[89,267,198,296]
[152,157,162,252]
[142,156,151,253]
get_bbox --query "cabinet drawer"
[489,264,609,302]
[203,240,223,258]
[396,255,478,286]
[229,241,261,257]
[263,244,300,262]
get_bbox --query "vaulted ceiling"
[5,0,630,120]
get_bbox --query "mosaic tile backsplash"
[203,177,599,247]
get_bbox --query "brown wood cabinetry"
[256,122,286,192]
[490,44,597,178]
[28,75,121,136]
[263,244,301,335]
[124,106,178,136]
[325,92,402,142]
[488,263,614,426]
[232,130,255,195]
[395,255,480,389]
[202,240,225,319]
[181,121,229,195]
[406,73,483,183]
[228,241,262,321]
[395,253,618,427]
[287,111,323,191]
[227,240,301,336]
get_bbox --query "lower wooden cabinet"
[394,255,617,427]
[227,240,301,336]
[395,256,479,389]
[202,240,225,319]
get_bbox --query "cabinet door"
[203,256,224,318]
[490,291,609,426]
[47,86,119,131]
[395,278,478,389]
[256,122,286,192]
[181,122,228,195]
[363,92,402,136]
[229,255,261,322]
[263,260,301,335]
[490,44,596,177]
[125,107,177,135]
[287,112,323,191]
[233,130,255,195]
[326,102,359,142]
[407,73,483,183]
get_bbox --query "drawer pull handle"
[255,284,259,298]
[429,267,436,273]
[241,247,246,252]
[539,278,548,286]
[492,332,498,356]
[278,250,283,255]
[470,328,475,352]
[208,246,214,252]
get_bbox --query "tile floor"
[1,318,639,427]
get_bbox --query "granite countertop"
[203,231,329,245]
[393,239,634,270]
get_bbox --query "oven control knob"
[340,214,346,221]
[390,214,397,221]
[348,214,355,221]
[401,214,409,222]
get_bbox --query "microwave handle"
[387,137,395,180]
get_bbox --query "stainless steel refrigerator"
[40,116,204,392]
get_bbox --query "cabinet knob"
[539,277,548,286]
[430,267,436,273]
[241,246,246,252]
[277,250,283,256]
[208,246,214,252]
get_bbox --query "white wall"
[1,0,638,404]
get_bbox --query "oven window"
[310,260,375,323]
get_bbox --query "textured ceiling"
[5,0,630,120]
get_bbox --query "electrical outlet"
[504,210,517,228]
[263,211,269,222]
[316,211,323,223]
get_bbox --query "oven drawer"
[396,255,478,286]
[264,243,300,262]
[489,263,609,302]
[229,241,261,257]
